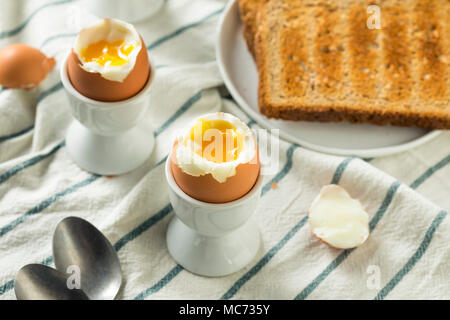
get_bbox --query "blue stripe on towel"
[368,181,402,232]
[38,6,223,51]
[40,32,78,49]
[294,181,401,300]
[247,119,257,128]
[37,82,63,103]
[0,0,78,40]
[0,280,14,296]
[0,83,64,143]
[261,144,299,196]
[221,216,309,300]
[0,174,100,238]
[0,141,65,185]
[0,126,34,143]
[134,265,184,300]
[374,210,447,300]
[114,203,173,252]
[221,157,359,300]
[293,152,450,300]
[0,219,60,296]
[0,159,171,297]
[331,157,355,184]
[410,155,450,190]
[154,91,203,137]
[147,7,224,51]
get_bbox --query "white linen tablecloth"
[0,0,448,300]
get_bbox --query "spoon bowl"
[53,217,122,300]
[15,264,89,300]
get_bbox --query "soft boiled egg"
[67,18,150,102]
[170,112,260,203]
[309,185,370,249]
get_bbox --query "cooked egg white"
[309,185,369,249]
[175,113,256,183]
[74,19,141,82]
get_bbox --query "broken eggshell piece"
[0,44,55,90]
[309,185,370,249]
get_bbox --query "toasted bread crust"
[238,0,254,55]
[260,102,450,129]
[238,0,266,57]
[241,0,450,129]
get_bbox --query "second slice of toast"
[238,0,265,57]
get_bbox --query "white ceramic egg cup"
[60,53,155,175]
[165,156,262,277]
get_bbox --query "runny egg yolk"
[81,39,136,66]
[188,119,244,163]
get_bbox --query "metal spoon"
[15,264,89,300]
[52,217,122,300]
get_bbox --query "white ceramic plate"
[216,0,441,157]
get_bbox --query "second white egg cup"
[60,53,155,175]
[165,156,262,277]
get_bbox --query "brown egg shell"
[0,43,55,90]
[67,36,150,102]
[170,141,261,204]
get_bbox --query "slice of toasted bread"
[238,0,265,57]
[248,0,450,129]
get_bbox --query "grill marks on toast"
[314,7,345,97]
[280,9,310,98]
[382,6,412,102]
[348,7,380,99]
[244,0,450,128]
[416,1,447,101]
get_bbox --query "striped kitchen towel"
[0,0,449,300]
